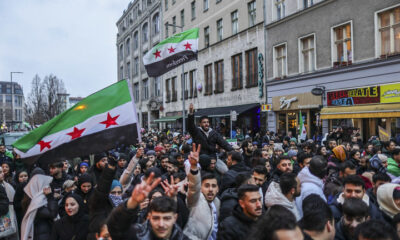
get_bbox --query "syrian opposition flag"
[13,80,140,165]
[143,28,199,77]
[298,111,307,142]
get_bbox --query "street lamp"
[10,71,23,129]
[165,24,187,134]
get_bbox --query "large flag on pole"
[143,28,199,77]
[13,80,140,165]
[299,111,307,141]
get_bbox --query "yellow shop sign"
[381,83,400,103]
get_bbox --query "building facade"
[116,0,162,129]
[160,0,265,135]
[265,0,400,141]
[0,82,24,129]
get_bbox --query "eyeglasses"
[110,191,122,195]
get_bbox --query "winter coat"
[108,202,189,240]
[334,219,351,240]
[88,165,103,186]
[31,195,59,240]
[329,192,383,224]
[187,113,233,156]
[183,171,220,240]
[217,205,257,240]
[0,184,9,216]
[87,166,116,240]
[265,182,301,220]
[219,163,251,194]
[295,167,326,218]
[219,188,238,222]
[50,172,73,193]
[51,214,89,240]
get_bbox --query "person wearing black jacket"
[187,103,233,156]
[49,161,73,199]
[217,184,262,240]
[51,193,89,240]
[75,173,94,214]
[219,151,251,194]
[0,184,9,216]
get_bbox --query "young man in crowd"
[335,198,369,240]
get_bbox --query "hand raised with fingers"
[136,147,144,159]
[128,172,161,209]
[189,143,201,170]
[161,176,179,198]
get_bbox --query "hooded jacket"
[219,162,250,194]
[295,167,326,218]
[377,183,400,219]
[265,182,301,220]
[217,205,257,240]
[218,188,238,222]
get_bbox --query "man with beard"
[219,151,251,194]
[241,140,254,167]
[335,198,369,240]
[184,144,220,240]
[89,152,108,186]
[252,166,268,206]
[187,103,233,157]
[266,155,293,190]
[265,173,301,220]
[0,144,12,165]
[49,161,73,199]
[217,184,262,240]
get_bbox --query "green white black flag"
[143,28,199,77]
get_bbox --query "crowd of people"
[0,104,400,239]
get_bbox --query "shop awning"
[154,116,182,122]
[194,103,260,118]
[320,103,400,119]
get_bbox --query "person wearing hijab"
[0,166,17,240]
[20,171,58,240]
[13,170,29,233]
[75,173,93,214]
[377,183,400,225]
[51,193,89,240]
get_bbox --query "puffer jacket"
[218,188,238,222]
[295,167,326,218]
[217,205,257,240]
[265,181,300,220]
[32,195,59,240]
[219,163,251,194]
[187,113,233,156]
[183,171,220,240]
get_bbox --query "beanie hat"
[332,145,346,162]
[79,162,89,168]
[154,146,164,152]
[199,154,211,170]
[146,150,156,156]
[110,180,123,191]
[78,173,93,187]
[290,138,297,144]
[63,180,75,190]
[274,144,284,152]
[94,152,108,164]
[287,149,298,158]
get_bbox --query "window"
[6,85,11,94]
[152,13,160,36]
[182,72,189,99]
[126,38,131,56]
[165,0,168,11]
[154,77,161,97]
[134,57,139,76]
[119,44,123,61]
[127,62,131,79]
[142,0,146,10]
[142,79,149,100]
[134,32,139,50]
[15,109,22,121]
[217,19,223,41]
[191,1,196,20]
[204,64,213,95]
[231,10,238,35]
[299,35,316,73]
[134,83,140,102]
[5,95,11,105]
[245,48,258,87]
[274,43,287,78]
[276,0,285,20]
[203,0,209,11]
[181,9,185,27]
[378,6,400,56]
[120,66,124,80]
[172,16,177,33]
[214,60,224,93]
[204,26,210,47]
[142,23,148,43]
[303,0,313,8]
[166,78,171,102]
[248,1,256,27]
[165,22,169,38]
[332,23,352,66]
[15,96,22,107]
[189,70,197,98]
[171,77,177,101]
[231,53,243,90]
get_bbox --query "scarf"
[109,194,123,207]
[377,183,400,218]
[332,145,346,162]
[199,127,212,138]
[20,174,53,240]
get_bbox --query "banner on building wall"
[378,126,390,142]
[380,83,400,103]
[327,86,380,106]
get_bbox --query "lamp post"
[166,24,186,134]
[10,71,23,130]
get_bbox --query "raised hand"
[161,176,179,198]
[136,147,144,159]
[128,172,161,209]
[189,143,201,170]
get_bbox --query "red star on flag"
[153,49,161,59]
[184,42,192,50]
[67,127,85,140]
[38,140,52,152]
[100,113,120,128]
[168,46,176,53]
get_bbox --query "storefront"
[321,83,400,141]
[272,93,322,138]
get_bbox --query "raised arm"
[119,148,143,188]
[186,144,202,208]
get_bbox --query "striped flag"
[143,28,199,77]
[13,80,140,165]
[299,111,307,141]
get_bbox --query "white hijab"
[20,174,53,240]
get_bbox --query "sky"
[0,0,130,98]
